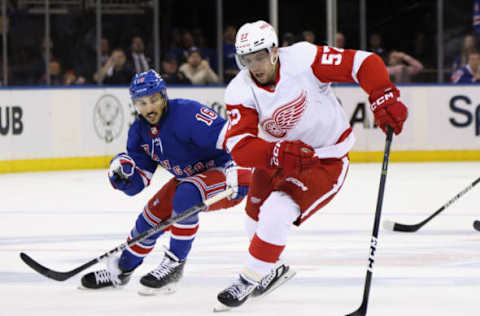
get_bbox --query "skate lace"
[259,268,276,288]
[150,257,179,280]
[94,269,117,285]
[226,279,251,298]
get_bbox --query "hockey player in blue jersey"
[80,69,251,295]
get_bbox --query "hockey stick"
[346,126,393,316]
[383,176,480,233]
[20,188,233,282]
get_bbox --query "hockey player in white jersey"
[215,20,408,310]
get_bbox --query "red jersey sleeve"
[225,104,272,168]
[311,45,391,95]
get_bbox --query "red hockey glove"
[268,140,317,173]
[369,83,408,135]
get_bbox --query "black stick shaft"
[346,126,393,316]
[20,188,233,281]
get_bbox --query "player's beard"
[258,71,275,87]
[151,102,168,125]
[259,62,278,87]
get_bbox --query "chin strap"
[270,52,278,66]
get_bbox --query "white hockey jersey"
[224,41,391,168]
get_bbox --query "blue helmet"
[129,69,167,100]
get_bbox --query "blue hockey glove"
[224,160,251,200]
[108,153,136,191]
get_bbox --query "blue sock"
[169,182,202,260]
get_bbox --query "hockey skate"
[214,274,258,312]
[138,248,186,296]
[79,257,133,290]
[251,261,296,298]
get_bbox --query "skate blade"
[137,283,177,296]
[77,285,123,291]
[253,268,296,299]
[213,301,231,313]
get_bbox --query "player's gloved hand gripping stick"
[224,160,251,200]
[20,188,233,282]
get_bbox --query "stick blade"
[20,252,72,281]
[345,304,366,316]
[382,220,420,233]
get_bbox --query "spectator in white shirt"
[179,47,219,85]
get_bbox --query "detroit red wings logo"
[261,90,308,137]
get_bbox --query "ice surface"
[1,162,479,316]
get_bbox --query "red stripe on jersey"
[171,224,199,237]
[356,53,391,95]
[248,233,285,263]
[311,46,356,83]
[136,167,151,186]
[336,127,352,144]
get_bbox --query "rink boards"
[0,84,479,173]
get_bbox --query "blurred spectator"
[30,37,56,83]
[369,33,387,63]
[336,32,345,48]
[412,31,433,67]
[387,50,424,83]
[281,32,296,47]
[95,48,135,85]
[63,70,86,86]
[451,34,477,73]
[100,38,111,66]
[302,30,315,44]
[160,54,191,85]
[71,23,97,84]
[38,60,63,85]
[126,35,151,74]
[451,51,480,83]
[223,25,239,83]
[180,31,196,64]
[179,48,219,85]
[193,28,217,71]
[165,28,184,64]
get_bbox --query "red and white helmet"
[235,20,278,68]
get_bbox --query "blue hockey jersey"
[451,65,480,83]
[122,98,231,195]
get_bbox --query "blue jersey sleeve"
[176,99,227,150]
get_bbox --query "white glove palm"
[224,160,251,200]
[108,153,135,180]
